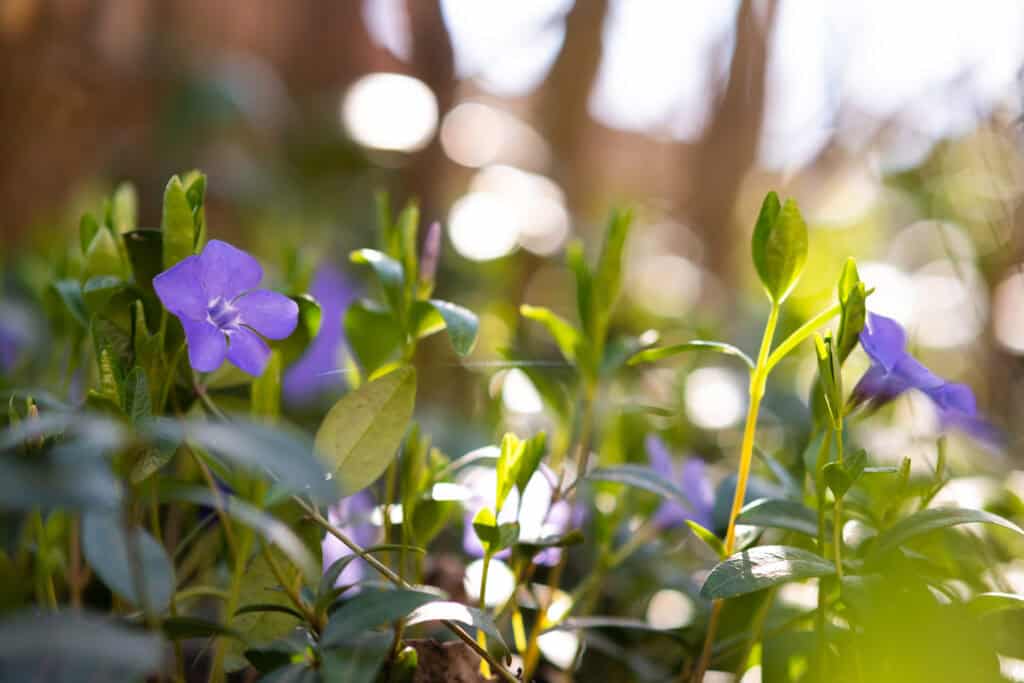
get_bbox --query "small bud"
[419,221,442,289]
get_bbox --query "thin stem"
[832,426,844,582]
[477,551,493,679]
[813,429,832,676]
[691,302,779,683]
[765,303,840,372]
[261,544,322,633]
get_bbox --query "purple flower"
[154,240,298,376]
[852,313,1001,447]
[0,299,34,374]
[283,264,357,404]
[321,491,379,588]
[645,435,715,530]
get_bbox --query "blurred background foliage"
[3,1,1024,679]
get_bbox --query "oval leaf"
[315,366,416,496]
[520,304,581,363]
[871,507,1024,556]
[427,299,479,356]
[82,512,175,612]
[406,600,509,652]
[628,340,754,370]
[321,589,439,647]
[701,545,836,600]
[751,192,808,304]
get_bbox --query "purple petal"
[227,327,271,376]
[680,459,715,529]
[892,355,944,392]
[182,318,228,372]
[645,435,674,480]
[926,382,977,416]
[235,290,299,340]
[860,313,907,372]
[154,256,207,320]
[198,240,263,301]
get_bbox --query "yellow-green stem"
[477,551,493,678]
[691,302,779,683]
[832,426,844,582]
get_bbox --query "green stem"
[691,302,779,683]
[765,303,840,372]
[814,430,832,677]
[832,426,844,582]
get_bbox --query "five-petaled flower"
[852,313,1001,448]
[645,435,715,530]
[154,240,299,376]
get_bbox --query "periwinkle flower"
[154,240,298,376]
[852,313,1001,447]
[645,435,715,531]
[321,491,379,588]
[283,264,357,404]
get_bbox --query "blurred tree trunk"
[682,0,778,287]
[536,0,608,218]
[403,0,455,224]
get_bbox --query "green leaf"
[80,212,101,254]
[81,512,175,611]
[685,520,726,558]
[351,249,405,316]
[345,300,404,375]
[628,340,754,369]
[123,229,164,292]
[321,633,391,683]
[51,279,88,328]
[520,304,581,363]
[967,592,1024,617]
[822,449,867,499]
[567,241,595,340]
[588,465,696,513]
[547,616,681,636]
[736,498,818,537]
[701,545,836,600]
[514,431,547,494]
[871,507,1024,556]
[252,351,282,420]
[162,616,242,641]
[321,589,440,647]
[111,182,138,234]
[162,175,197,269]
[426,299,478,356]
[315,366,416,496]
[406,600,510,652]
[148,418,337,502]
[122,367,152,423]
[594,207,633,319]
[495,432,523,511]
[836,259,866,362]
[516,529,584,558]
[0,610,163,680]
[318,544,425,608]
[751,192,808,304]
[472,507,519,554]
[91,317,130,404]
[82,275,128,317]
[274,295,322,368]
[84,226,124,280]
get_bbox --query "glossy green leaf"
[967,592,1024,616]
[321,589,440,647]
[836,261,866,362]
[871,507,1024,555]
[426,299,478,356]
[823,449,866,499]
[628,340,754,369]
[701,545,836,600]
[495,433,523,511]
[351,248,404,315]
[736,498,818,537]
[514,432,547,494]
[162,175,197,270]
[751,192,808,304]
[0,610,163,681]
[406,600,509,652]
[521,304,582,363]
[82,512,175,611]
[315,366,416,496]
[344,300,403,375]
[82,276,128,317]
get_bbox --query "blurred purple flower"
[154,240,298,376]
[645,435,715,530]
[283,265,357,404]
[419,221,442,287]
[321,491,379,588]
[0,299,34,374]
[852,313,1001,448]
